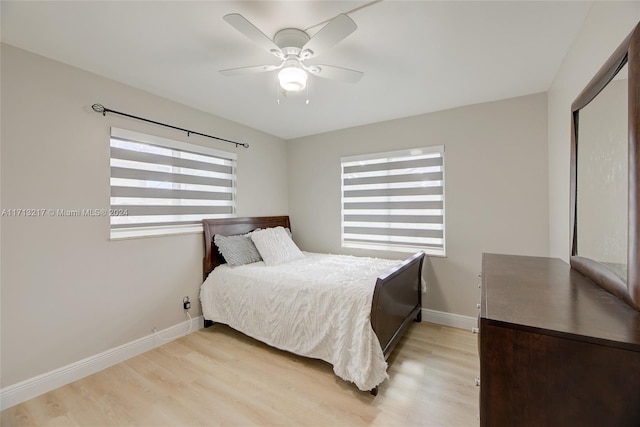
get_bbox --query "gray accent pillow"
[214,232,263,267]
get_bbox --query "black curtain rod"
[91,103,249,149]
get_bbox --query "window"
[341,146,445,256]
[110,127,236,239]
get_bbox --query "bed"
[200,216,425,394]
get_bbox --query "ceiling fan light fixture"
[278,63,307,92]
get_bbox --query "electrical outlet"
[183,296,191,310]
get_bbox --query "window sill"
[110,224,203,240]
[342,242,446,258]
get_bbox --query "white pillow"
[250,226,305,266]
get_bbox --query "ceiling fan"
[219,13,364,92]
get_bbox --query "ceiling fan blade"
[223,14,283,58]
[219,64,281,77]
[301,14,357,59]
[306,64,363,83]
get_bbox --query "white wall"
[547,2,640,261]
[287,93,549,318]
[0,44,288,387]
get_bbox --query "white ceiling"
[1,1,592,140]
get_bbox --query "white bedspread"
[199,252,402,391]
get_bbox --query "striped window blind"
[341,146,445,256]
[110,128,236,239]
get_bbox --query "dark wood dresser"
[479,253,640,426]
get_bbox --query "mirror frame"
[570,22,640,311]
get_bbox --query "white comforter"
[200,252,402,391]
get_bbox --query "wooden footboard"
[370,251,425,359]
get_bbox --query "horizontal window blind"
[341,146,445,256]
[110,128,236,238]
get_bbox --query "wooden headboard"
[202,216,291,280]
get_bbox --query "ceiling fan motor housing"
[274,28,311,57]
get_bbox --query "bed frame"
[202,216,425,395]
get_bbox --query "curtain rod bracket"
[91,103,248,149]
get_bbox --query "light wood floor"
[2,322,479,426]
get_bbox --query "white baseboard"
[0,315,203,410]
[421,308,477,330]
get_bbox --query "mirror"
[570,23,639,311]
[576,65,628,281]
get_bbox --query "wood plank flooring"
[2,322,479,426]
